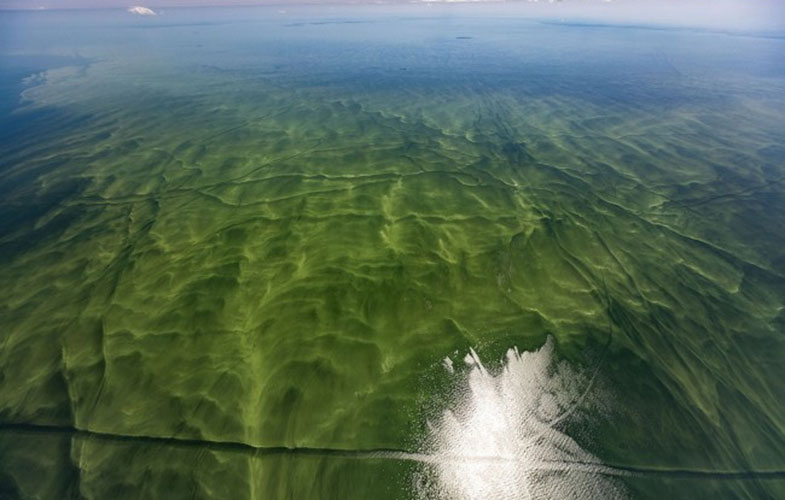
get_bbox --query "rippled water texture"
[1,6,784,499]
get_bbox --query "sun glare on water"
[418,338,626,500]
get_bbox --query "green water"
[1,7,785,499]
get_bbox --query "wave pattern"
[1,8,785,500]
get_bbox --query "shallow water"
[1,6,784,499]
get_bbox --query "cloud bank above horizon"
[127,5,156,15]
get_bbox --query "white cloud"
[127,5,156,15]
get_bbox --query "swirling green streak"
[1,16,785,499]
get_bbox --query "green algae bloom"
[1,6,785,499]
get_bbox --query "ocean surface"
[1,6,784,499]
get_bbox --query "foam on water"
[417,337,626,500]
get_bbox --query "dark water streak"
[3,422,785,481]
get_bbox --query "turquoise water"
[1,6,785,499]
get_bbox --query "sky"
[0,0,783,32]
